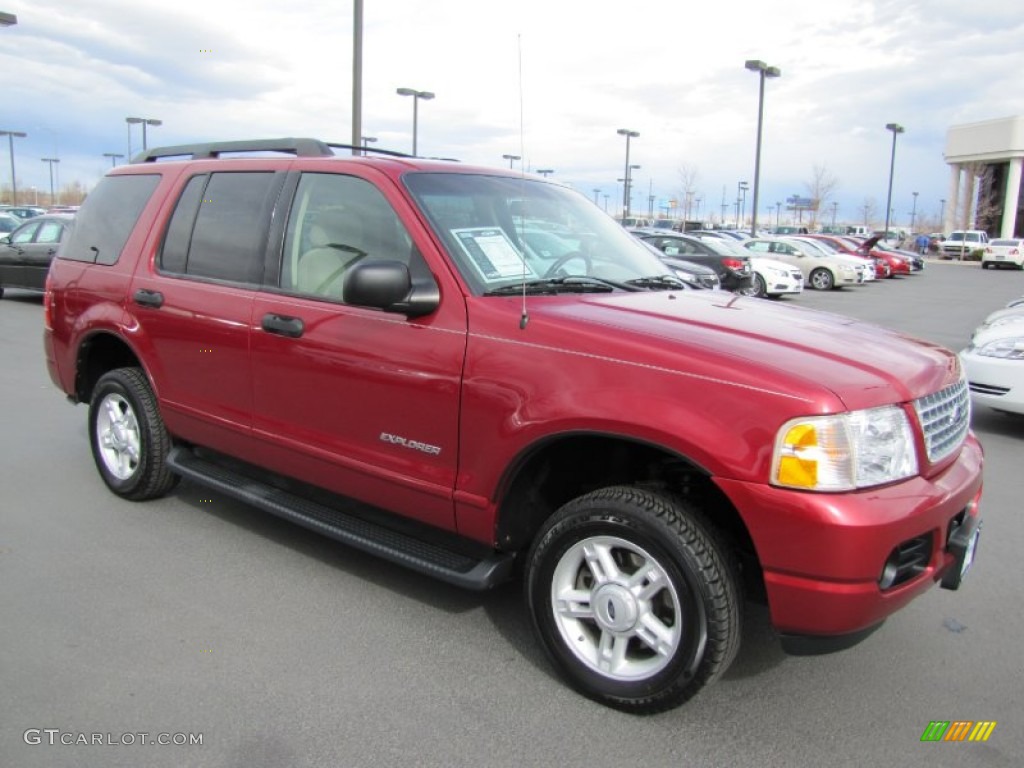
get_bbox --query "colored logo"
[920,721,996,742]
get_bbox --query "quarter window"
[58,174,161,264]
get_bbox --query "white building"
[944,115,1024,238]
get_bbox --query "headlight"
[973,337,1024,360]
[771,405,918,491]
[984,315,1024,330]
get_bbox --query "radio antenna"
[517,32,529,330]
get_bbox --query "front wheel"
[525,486,741,713]
[89,367,179,500]
[737,273,766,298]
[809,267,834,290]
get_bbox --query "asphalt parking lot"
[2,262,1022,768]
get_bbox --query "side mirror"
[344,260,439,318]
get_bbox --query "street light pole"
[396,88,435,156]
[910,191,919,231]
[883,122,904,242]
[745,59,781,237]
[776,201,782,227]
[536,168,554,178]
[738,181,749,228]
[939,198,946,229]
[361,136,377,148]
[103,152,124,167]
[0,129,27,204]
[126,117,162,155]
[831,201,838,227]
[616,129,639,222]
[502,154,521,169]
[41,157,60,203]
[593,188,600,205]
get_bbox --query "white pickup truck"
[940,230,989,259]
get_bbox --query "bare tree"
[804,163,839,228]
[677,163,700,223]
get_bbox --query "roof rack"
[132,138,335,163]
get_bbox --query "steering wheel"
[543,251,593,278]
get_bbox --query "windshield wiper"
[625,274,688,290]
[484,276,630,296]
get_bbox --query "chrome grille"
[914,378,970,463]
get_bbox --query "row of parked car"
[625,227,923,298]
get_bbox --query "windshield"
[404,173,674,294]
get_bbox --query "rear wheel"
[89,368,179,500]
[809,268,834,290]
[525,486,741,713]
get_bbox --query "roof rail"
[132,138,335,163]
[325,142,411,159]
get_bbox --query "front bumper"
[716,435,984,639]
[960,349,1024,415]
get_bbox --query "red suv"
[44,139,983,713]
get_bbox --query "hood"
[860,234,882,251]
[527,290,960,412]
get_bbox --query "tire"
[981,262,989,270]
[525,486,741,714]
[809,268,834,290]
[89,367,179,500]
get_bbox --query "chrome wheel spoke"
[635,613,678,658]
[555,587,594,620]
[596,630,629,675]
[583,541,621,585]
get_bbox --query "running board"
[166,446,514,591]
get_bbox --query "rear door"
[130,168,284,452]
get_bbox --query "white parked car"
[742,238,860,290]
[748,256,804,298]
[981,238,1024,270]
[786,237,875,282]
[960,322,1024,415]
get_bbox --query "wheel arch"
[74,331,146,404]
[493,431,764,597]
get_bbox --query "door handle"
[133,288,164,308]
[261,313,304,338]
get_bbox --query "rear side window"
[59,174,161,264]
[159,171,278,284]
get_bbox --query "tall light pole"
[593,188,600,205]
[910,191,919,231]
[831,201,838,227]
[0,129,27,204]
[126,117,162,155]
[361,136,377,148]
[775,201,782,227]
[745,59,781,237]
[617,128,639,222]
[41,157,60,203]
[939,198,946,230]
[103,152,124,167]
[502,153,521,169]
[396,88,434,156]
[738,181,749,228]
[536,168,554,178]
[352,0,363,153]
[883,122,904,242]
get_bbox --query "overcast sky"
[2,0,1022,228]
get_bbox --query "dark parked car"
[0,213,74,297]
[630,229,754,293]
